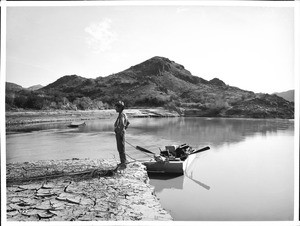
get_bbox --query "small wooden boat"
[142,145,210,175]
[68,121,86,128]
[143,159,184,175]
[125,141,210,175]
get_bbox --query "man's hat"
[115,101,124,108]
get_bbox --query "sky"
[6,5,295,93]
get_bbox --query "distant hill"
[6,82,24,93]
[27,84,44,91]
[6,83,44,92]
[42,56,254,107]
[273,90,294,102]
[5,56,294,119]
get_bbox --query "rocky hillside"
[273,90,294,102]
[223,94,294,118]
[41,56,255,107]
[6,83,44,92]
[28,84,44,91]
[6,56,294,119]
[6,82,24,93]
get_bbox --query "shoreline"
[6,108,180,126]
[6,107,294,127]
[6,158,173,221]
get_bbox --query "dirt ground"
[6,158,173,221]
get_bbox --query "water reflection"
[149,174,184,192]
[7,117,293,146]
[128,117,293,148]
[148,150,212,195]
[185,174,210,191]
[6,122,70,134]
[6,118,114,134]
[184,156,211,190]
[6,117,294,163]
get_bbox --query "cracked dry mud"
[6,159,172,221]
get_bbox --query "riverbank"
[6,108,180,126]
[6,158,173,221]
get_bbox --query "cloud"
[85,18,117,52]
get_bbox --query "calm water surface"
[6,117,294,221]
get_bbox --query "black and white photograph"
[1,0,299,225]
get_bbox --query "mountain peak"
[149,56,172,62]
[125,56,188,77]
[127,56,171,75]
[147,56,185,69]
[43,74,87,90]
[6,82,24,92]
[209,78,226,86]
[28,84,44,91]
[273,90,294,102]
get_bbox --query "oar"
[136,146,155,155]
[125,141,155,155]
[188,146,210,156]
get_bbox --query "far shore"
[6,108,180,126]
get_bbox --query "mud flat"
[6,158,173,221]
[6,108,179,126]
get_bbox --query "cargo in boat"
[143,144,210,175]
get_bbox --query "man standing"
[114,101,130,170]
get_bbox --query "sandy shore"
[6,108,180,126]
[6,158,173,221]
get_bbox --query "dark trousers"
[115,132,126,164]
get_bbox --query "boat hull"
[143,161,183,175]
[68,121,86,128]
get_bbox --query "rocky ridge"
[273,90,294,102]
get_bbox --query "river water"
[6,117,294,221]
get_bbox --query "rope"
[125,140,154,158]
[126,153,137,161]
[126,151,151,162]
[139,151,153,158]
[125,140,136,149]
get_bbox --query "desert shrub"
[40,99,52,110]
[135,96,167,107]
[6,95,15,107]
[62,97,70,105]
[165,101,183,114]
[93,99,109,109]
[73,97,94,110]
[157,86,168,94]
[14,95,28,109]
[25,94,45,109]
[181,102,204,109]
[6,103,14,111]
[215,97,230,109]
